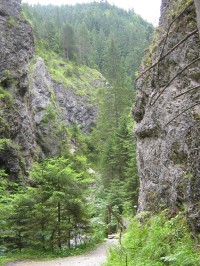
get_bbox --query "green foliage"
[7,16,16,27]
[34,42,105,100]
[0,139,10,150]
[86,37,139,231]
[61,23,76,60]
[4,70,11,78]
[0,86,13,106]
[0,156,94,254]
[105,211,200,266]
[92,114,138,234]
[22,2,153,80]
[42,104,57,123]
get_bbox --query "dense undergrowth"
[105,210,200,266]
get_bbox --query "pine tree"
[61,23,76,60]
[76,23,91,64]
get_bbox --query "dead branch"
[136,29,198,82]
[157,28,198,85]
[151,57,200,105]
[159,1,194,59]
[165,101,200,126]
[108,206,126,229]
[136,1,194,82]
[174,85,200,99]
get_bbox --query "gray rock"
[134,0,200,233]
[54,83,98,132]
[0,0,21,18]
[194,0,200,35]
[0,4,34,82]
[0,0,105,178]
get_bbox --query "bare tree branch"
[165,102,200,126]
[159,1,194,59]
[151,57,200,105]
[136,29,198,82]
[135,1,194,82]
[174,85,200,99]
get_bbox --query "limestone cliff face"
[0,0,35,178]
[194,0,200,33]
[133,0,200,232]
[0,0,105,179]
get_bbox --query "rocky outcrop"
[133,0,200,233]
[54,83,98,133]
[0,0,106,179]
[0,0,33,86]
[0,0,22,18]
[0,0,35,178]
[28,57,102,157]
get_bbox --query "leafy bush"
[7,17,16,27]
[0,86,13,104]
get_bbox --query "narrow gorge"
[0,0,199,265]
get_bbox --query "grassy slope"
[105,211,200,266]
[34,42,106,103]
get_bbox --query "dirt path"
[6,238,117,266]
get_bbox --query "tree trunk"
[58,201,61,249]
[41,219,45,251]
[68,216,71,249]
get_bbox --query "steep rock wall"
[0,0,105,179]
[0,0,35,178]
[194,0,200,33]
[133,0,200,233]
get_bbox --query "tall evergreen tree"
[61,23,76,60]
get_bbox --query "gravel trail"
[6,238,117,266]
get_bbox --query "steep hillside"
[133,0,200,233]
[22,2,153,79]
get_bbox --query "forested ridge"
[22,1,153,79]
[0,0,200,265]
